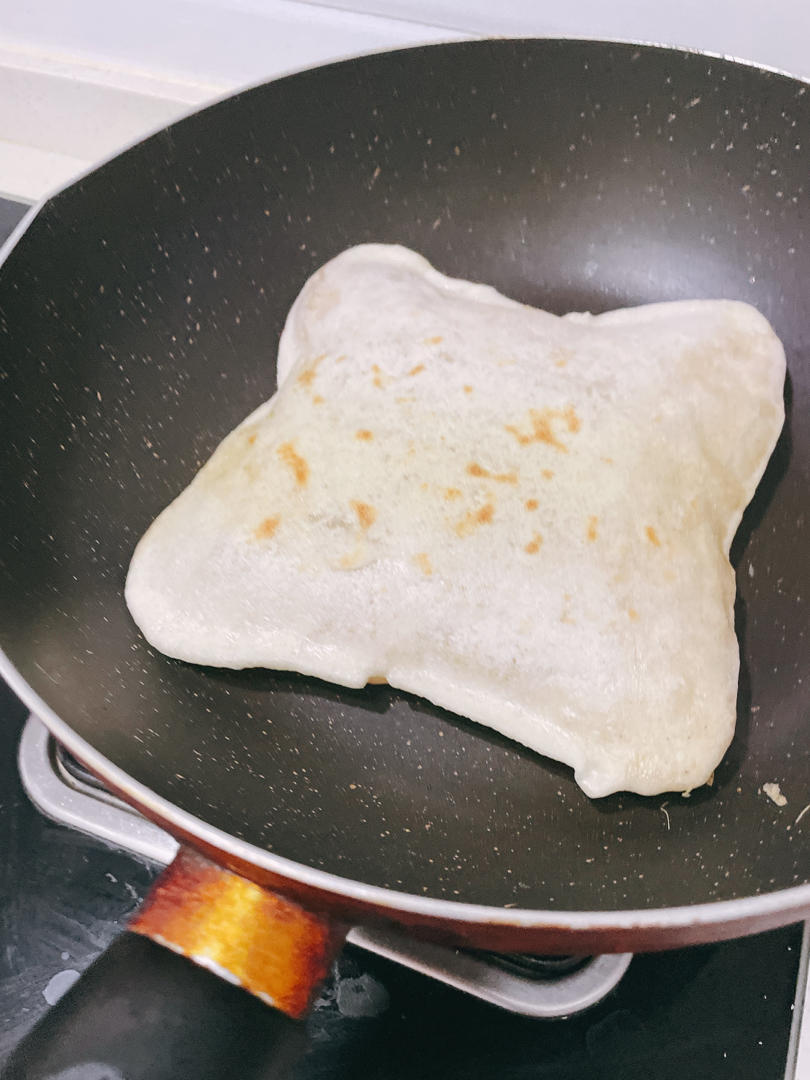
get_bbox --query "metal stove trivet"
[18,715,632,1018]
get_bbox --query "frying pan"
[1,37,808,1077]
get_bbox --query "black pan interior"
[1,40,807,912]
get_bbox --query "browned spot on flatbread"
[247,434,257,445]
[409,363,426,376]
[565,406,581,432]
[466,462,518,484]
[587,515,598,542]
[542,469,554,480]
[525,498,538,511]
[646,525,661,547]
[601,456,614,465]
[628,608,639,620]
[505,406,581,451]
[312,394,324,405]
[356,429,374,441]
[463,384,473,394]
[423,335,443,345]
[278,441,309,487]
[524,532,543,554]
[553,347,574,369]
[352,501,377,530]
[456,502,495,536]
[372,363,385,389]
[444,487,462,501]
[367,675,387,685]
[254,515,281,540]
[414,552,433,576]
[296,353,325,388]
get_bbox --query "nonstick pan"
[0,37,808,1077]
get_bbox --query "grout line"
[0,40,225,102]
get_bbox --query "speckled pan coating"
[0,40,807,937]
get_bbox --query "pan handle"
[2,848,345,1080]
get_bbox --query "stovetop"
[1,195,808,1078]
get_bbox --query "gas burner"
[19,715,631,1018]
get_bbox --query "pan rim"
[4,649,809,930]
[1,37,808,936]
[0,35,805,253]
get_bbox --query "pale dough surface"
[126,245,786,797]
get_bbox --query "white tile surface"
[296,0,810,77]
[0,139,87,202]
[0,0,458,89]
[0,51,209,199]
[0,0,461,200]
[0,58,201,161]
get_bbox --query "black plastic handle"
[1,932,306,1080]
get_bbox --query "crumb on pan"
[761,781,787,807]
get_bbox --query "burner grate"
[19,715,632,1017]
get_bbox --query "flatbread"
[125,244,785,797]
